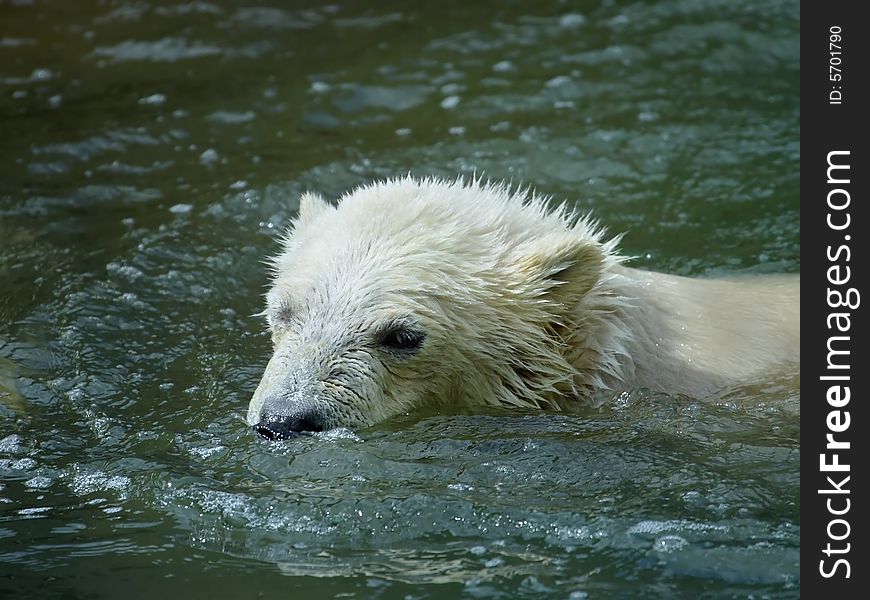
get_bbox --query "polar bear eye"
[269,303,294,329]
[378,325,425,353]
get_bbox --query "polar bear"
[247,177,799,439]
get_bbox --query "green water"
[1,0,799,598]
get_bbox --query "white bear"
[247,177,799,438]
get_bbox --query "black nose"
[254,413,324,440]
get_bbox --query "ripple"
[92,38,222,63]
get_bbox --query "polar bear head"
[247,177,617,438]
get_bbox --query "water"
[1,0,799,597]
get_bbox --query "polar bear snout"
[254,411,325,440]
[246,349,324,428]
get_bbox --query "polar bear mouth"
[254,413,324,440]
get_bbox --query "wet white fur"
[247,177,799,428]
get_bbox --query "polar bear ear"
[296,191,333,226]
[512,233,604,310]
